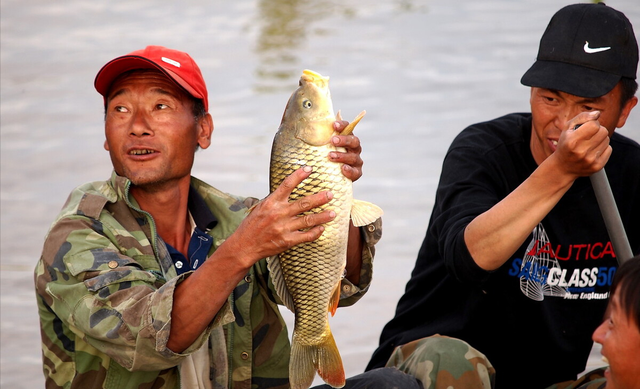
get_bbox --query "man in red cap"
[368,3,640,389]
[34,46,421,389]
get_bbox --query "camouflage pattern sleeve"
[338,217,382,307]
[35,214,226,373]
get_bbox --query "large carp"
[268,69,383,389]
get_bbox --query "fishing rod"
[574,120,633,265]
[590,168,633,264]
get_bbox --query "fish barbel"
[268,69,383,389]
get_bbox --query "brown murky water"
[2,0,639,387]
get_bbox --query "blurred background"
[2,0,638,387]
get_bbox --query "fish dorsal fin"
[350,199,384,227]
[267,255,296,312]
[340,110,366,136]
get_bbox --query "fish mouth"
[301,69,329,88]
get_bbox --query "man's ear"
[616,95,638,129]
[197,113,214,150]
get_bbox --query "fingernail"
[329,152,337,159]
[329,211,336,218]
[334,122,342,130]
[303,166,312,173]
[332,136,339,145]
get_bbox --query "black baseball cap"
[521,3,638,98]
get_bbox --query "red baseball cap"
[94,45,209,111]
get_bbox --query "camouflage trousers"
[545,368,607,389]
[383,335,607,389]
[384,335,495,389]
[311,367,422,389]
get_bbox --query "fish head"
[279,69,336,146]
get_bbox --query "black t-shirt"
[368,113,640,389]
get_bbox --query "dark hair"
[619,77,638,110]
[191,98,206,120]
[610,255,640,327]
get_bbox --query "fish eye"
[302,100,312,109]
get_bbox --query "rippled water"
[2,0,639,387]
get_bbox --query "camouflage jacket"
[35,172,380,389]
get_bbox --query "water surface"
[2,0,639,387]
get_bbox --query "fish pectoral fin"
[350,199,384,227]
[339,110,366,136]
[329,281,341,317]
[266,255,296,313]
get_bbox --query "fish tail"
[290,328,345,389]
[317,330,345,388]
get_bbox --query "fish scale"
[267,69,382,389]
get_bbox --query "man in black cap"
[366,3,640,389]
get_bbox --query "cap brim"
[521,60,621,98]
[94,56,202,101]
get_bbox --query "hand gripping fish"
[268,69,383,389]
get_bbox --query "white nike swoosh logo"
[584,41,611,54]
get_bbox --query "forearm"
[344,221,364,284]
[167,237,252,353]
[464,158,576,271]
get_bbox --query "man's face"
[528,83,635,165]
[104,70,212,189]
[592,292,640,389]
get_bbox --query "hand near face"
[555,111,612,178]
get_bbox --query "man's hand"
[232,166,336,264]
[169,166,334,353]
[556,111,612,178]
[329,120,364,182]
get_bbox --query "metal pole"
[590,168,633,264]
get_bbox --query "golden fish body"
[268,70,382,389]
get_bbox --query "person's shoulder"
[190,176,259,212]
[464,112,531,134]
[452,112,531,150]
[57,179,117,221]
[611,131,640,150]
[609,132,640,174]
